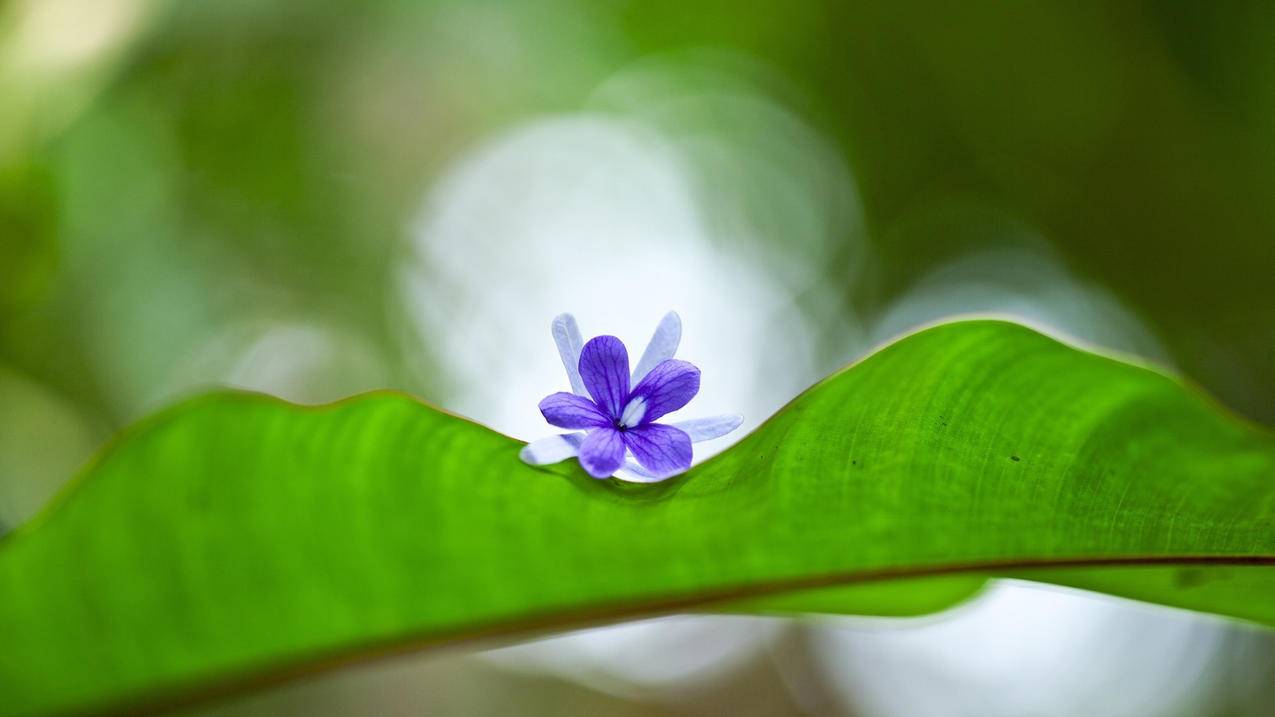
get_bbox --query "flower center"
[618,396,647,429]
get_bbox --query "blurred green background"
[3,1,1275,714]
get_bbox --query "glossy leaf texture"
[1,320,1273,716]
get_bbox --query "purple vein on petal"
[538,392,610,429]
[627,359,700,424]
[622,424,692,478]
[579,336,630,419]
[579,427,626,478]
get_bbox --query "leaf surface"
[2,320,1272,716]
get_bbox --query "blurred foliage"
[0,0,1273,437]
[2,1,1275,713]
[0,163,57,315]
[619,0,1275,421]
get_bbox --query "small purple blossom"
[520,312,742,482]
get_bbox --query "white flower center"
[619,396,647,428]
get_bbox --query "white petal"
[551,313,587,396]
[619,396,647,428]
[631,311,681,384]
[669,414,744,443]
[519,433,585,465]
[615,459,676,483]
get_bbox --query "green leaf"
[1,320,1272,716]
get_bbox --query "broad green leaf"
[1,320,1272,716]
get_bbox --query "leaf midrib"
[70,552,1274,717]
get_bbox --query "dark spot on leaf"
[1010,455,1020,462]
[1175,568,1208,588]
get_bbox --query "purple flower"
[520,312,742,482]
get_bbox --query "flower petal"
[579,427,626,478]
[538,392,609,429]
[579,335,630,419]
[551,313,588,397]
[622,423,692,479]
[519,433,585,465]
[669,414,743,443]
[631,311,681,384]
[616,459,669,483]
[626,359,700,424]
